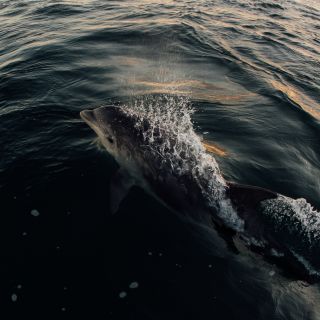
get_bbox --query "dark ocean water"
[1,0,320,318]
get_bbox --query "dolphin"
[80,104,320,283]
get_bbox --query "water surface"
[1,0,320,318]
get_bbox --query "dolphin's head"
[80,106,138,162]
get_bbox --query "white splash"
[121,94,243,231]
[241,234,267,248]
[291,250,320,277]
[261,195,320,277]
[261,195,320,245]
[270,248,284,258]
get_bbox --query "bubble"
[129,282,139,289]
[261,196,320,244]
[30,209,40,217]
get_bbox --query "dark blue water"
[1,0,320,318]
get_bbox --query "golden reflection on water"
[202,141,227,157]
[131,80,221,90]
[270,80,320,120]
[114,56,147,67]
[127,79,256,103]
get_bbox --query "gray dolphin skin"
[80,105,320,283]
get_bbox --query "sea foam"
[261,195,320,245]
[121,94,243,231]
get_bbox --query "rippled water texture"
[1,0,320,319]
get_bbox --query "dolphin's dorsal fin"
[226,182,278,218]
[109,168,135,214]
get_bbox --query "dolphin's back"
[227,182,278,218]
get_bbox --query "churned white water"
[121,94,244,231]
[291,250,320,277]
[261,195,320,245]
[261,195,320,276]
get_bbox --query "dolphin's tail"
[225,182,320,283]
